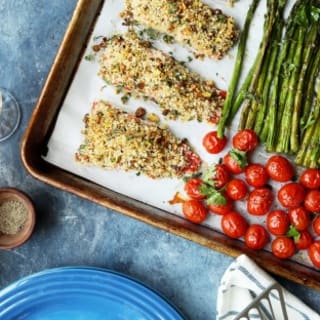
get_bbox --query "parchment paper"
[45,0,310,265]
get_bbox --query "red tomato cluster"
[180,129,320,269]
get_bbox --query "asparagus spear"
[255,18,284,142]
[217,0,260,138]
[295,64,320,166]
[300,50,320,134]
[290,23,319,153]
[238,0,280,129]
[276,27,305,153]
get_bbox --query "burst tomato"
[247,188,273,216]
[271,237,296,259]
[232,129,258,152]
[266,155,294,182]
[277,183,305,208]
[221,211,247,239]
[288,207,310,231]
[226,179,248,201]
[208,197,233,215]
[266,210,290,235]
[202,131,227,154]
[308,241,320,268]
[300,168,320,189]
[184,178,205,200]
[304,190,320,212]
[223,152,246,174]
[182,200,207,224]
[245,163,268,188]
[295,230,313,250]
[245,224,269,250]
[209,164,230,189]
[313,216,320,236]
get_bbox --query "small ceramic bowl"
[0,188,36,249]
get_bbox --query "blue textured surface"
[0,1,319,319]
[0,267,183,319]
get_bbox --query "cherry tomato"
[271,237,296,259]
[202,131,227,154]
[300,168,320,189]
[182,200,207,224]
[232,129,258,152]
[266,155,294,182]
[245,163,268,188]
[209,164,230,189]
[309,241,320,268]
[223,152,245,174]
[266,210,290,235]
[288,207,310,231]
[208,197,233,215]
[304,190,320,212]
[226,179,247,201]
[295,230,313,250]
[245,224,269,250]
[184,178,205,200]
[277,183,305,208]
[221,211,247,239]
[313,216,320,236]
[247,188,273,216]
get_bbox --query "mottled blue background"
[0,1,319,319]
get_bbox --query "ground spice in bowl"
[0,188,36,249]
[0,199,28,235]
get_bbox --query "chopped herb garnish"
[199,184,227,206]
[84,54,95,61]
[163,34,175,44]
[121,95,129,104]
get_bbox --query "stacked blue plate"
[0,267,184,319]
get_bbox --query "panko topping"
[121,0,239,59]
[98,31,225,123]
[75,101,201,179]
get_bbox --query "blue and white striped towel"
[217,254,319,320]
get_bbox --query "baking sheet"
[45,0,311,266]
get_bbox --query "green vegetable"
[199,184,227,206]
[286,225,301,242]
[217,0,260,138]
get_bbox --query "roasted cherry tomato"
[288,207,310,231]
[266,210,290,236]
[232,129,258,152]
[277,182,305,208]
[244,224,269,250]
[208,197,233,215]
[182,200,207,224]
[184,178,205,200]
[202,131,227,154]
[295,230,313,250]
[300,168,320,189]
[226,179,247,201]
[304,190,320,212]
[223,152,246,174]
[271,237,296,259]
[309,241,320,268]
[247,188,273,216]
[266,155,294,182]
[209,164,230,189]
[221,211,247,239]
[313,216,320,236]
[245,163,268,188]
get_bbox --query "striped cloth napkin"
[217,254,319,320]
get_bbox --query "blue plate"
[0,267,184,319]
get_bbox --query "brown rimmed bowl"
[0,188,36,249]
